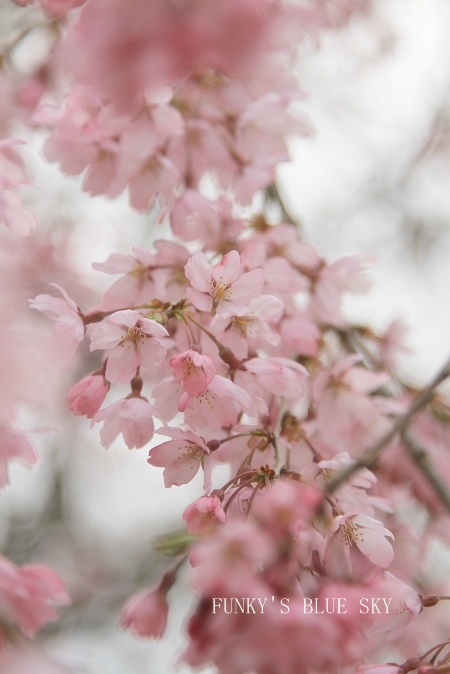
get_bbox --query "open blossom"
[179,375,252,432]
[170,349,215,396]
[0,426,38,488]
[368,572,423,641]
[93,240,190,309]
[185,250,264,317]
[210,294,284,359]
[0,555,69,637]
[92,396,155,449]
[326,512,394,578]
[148,427,212,492]
[121,587,168,639]
[29,284,84,372]
[183,496,226,534]
[89,310,168,383]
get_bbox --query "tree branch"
[401,431,450,513]
[324,354,450,495]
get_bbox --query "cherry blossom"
[185,250,264,317]
[0,556,69,638]
[183,496,226,534]
[92,396,155,449]
[148,426,212,491]
[170,349,215,396]
[121,587,169,639]
[89,310,168,383]
[325,512,394,578]
[29,284,84,372]
[4,0,450,671]
[0,426,38,488]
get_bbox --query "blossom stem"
[223,477,257,514]
[219,471,258,494]
[272,399,287,475]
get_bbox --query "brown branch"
[324,354,450,495]
[401,431,450,513]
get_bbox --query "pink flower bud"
[121,588,168,639]
[183,496,226,534]
[67,373,109,418]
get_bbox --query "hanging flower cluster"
[1,0,450,672]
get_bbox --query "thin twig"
[272,399,287,475]
[325,354,450,495]
[266,183,298,227]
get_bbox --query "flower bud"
[67,373,109,418]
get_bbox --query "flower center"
[340,521,363,547]
[210,279,231,306]
[120,326,147,348]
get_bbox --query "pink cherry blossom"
[326,512,394,578]
[29,284,84,372]
[183,496,226,534]
[92,396,155,449]
[67,372,110,418]
[92,240,190,309]
[148,426,212,492]
[185,250,264,317]
[210,295,284,359]
[368,572,423,641]
[170,349,215,396]
[121,587,168,639]
[0,191,37,235]
[0,555,70,637]
[0,426,38,488]
[178,375,252,432]
[89,310,168,383]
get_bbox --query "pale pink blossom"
[210,295,284,359]
[279,314,321,358]
[185,250,263,317]
[170,349,215,396]
[179,375,252,432]
[93,240,190,309]
[312,355,389,454]
[170,190,220,242]
[0,191,37,235]
[67,373,110,418]
[61,0,277,110]
[310,254,372,327]
[326,512,394,578]
[368,572,423,641]
[121,587,168,639]
[0,643,74,674]
[148,426,212,492]
[0,555,69,637]
[92,396,155,449]
[243,357,308,400]
[318,452,390,517]
[89,310,168,383]
[29,284,84,372]
[0,426,38,488]
[183,496,226,534]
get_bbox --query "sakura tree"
[1,0,450,672]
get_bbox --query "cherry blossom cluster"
[30,219,450,672]
[2,0,450,672]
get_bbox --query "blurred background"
[2,0,450,671]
